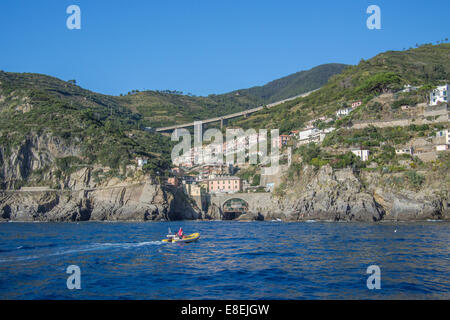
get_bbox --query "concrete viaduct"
[154,89,318,133]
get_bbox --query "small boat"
[162,232,200,243]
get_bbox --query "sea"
[0,220,449,299]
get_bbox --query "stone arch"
[222,198,249,220]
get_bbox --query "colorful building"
[207,176,242,194]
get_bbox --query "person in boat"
[177,227,184,239]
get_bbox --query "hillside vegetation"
[0,71,172,185]
[229,44,450,133]
[117,63,347,128]
[231,63,347,104]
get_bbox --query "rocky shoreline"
[0,133,448,222]
[1,166,448,222]
[0,182,203,222]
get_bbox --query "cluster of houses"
[136,85,448,199]
[396,129,450,160]
[165,164,244,199]
[333,85,449,162]
[395,84,449,159]
[172,133,270,168]
[278,127,336,148]
[165,99,373,196]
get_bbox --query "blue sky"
[0,0,448,96]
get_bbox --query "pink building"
[207,176,242,193]
[351,100,362,109]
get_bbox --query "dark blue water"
[0,221,449,299]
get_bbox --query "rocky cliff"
[207,165,448,222]
[270,165,448,222]
[0,133,202,222]
[0,182,202,222]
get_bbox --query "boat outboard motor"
[166,227,176,241]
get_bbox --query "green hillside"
[117,63,347,128]
[0,71,172,178]
[231,63,348,103]
[117,90,261,128]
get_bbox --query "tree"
[418,84,435,103]
[357,72,402,95]
[300,143,321,164]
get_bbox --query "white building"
[298,128,320,140]
[395,147,414,155]
[430,84,448,106]
[436,145,448,151]
[351,149,370,161]
[436,129,450,144]
[296,127,335,146]
[336,107,353,118]
[137,158,148,167]
[401,84,419,93]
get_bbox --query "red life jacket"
[178,228,183,237]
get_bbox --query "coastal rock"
[0,133,447,222]
[279,165,384,222]
[0,133,81,189]
[167,187,203,220]
[236,212,265,221]
[0,133,201,222]
[373,189,445,221]
[0,182,200,222]
[205,203,223,220]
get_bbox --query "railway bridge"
[154,90,318,133]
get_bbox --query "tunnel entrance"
[222,198,249,220]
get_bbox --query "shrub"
[251,174,261,186]
[404,170,425,188]
[392,97,417,110]
[299,143,321,164]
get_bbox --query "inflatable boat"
[162,232,200,243]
